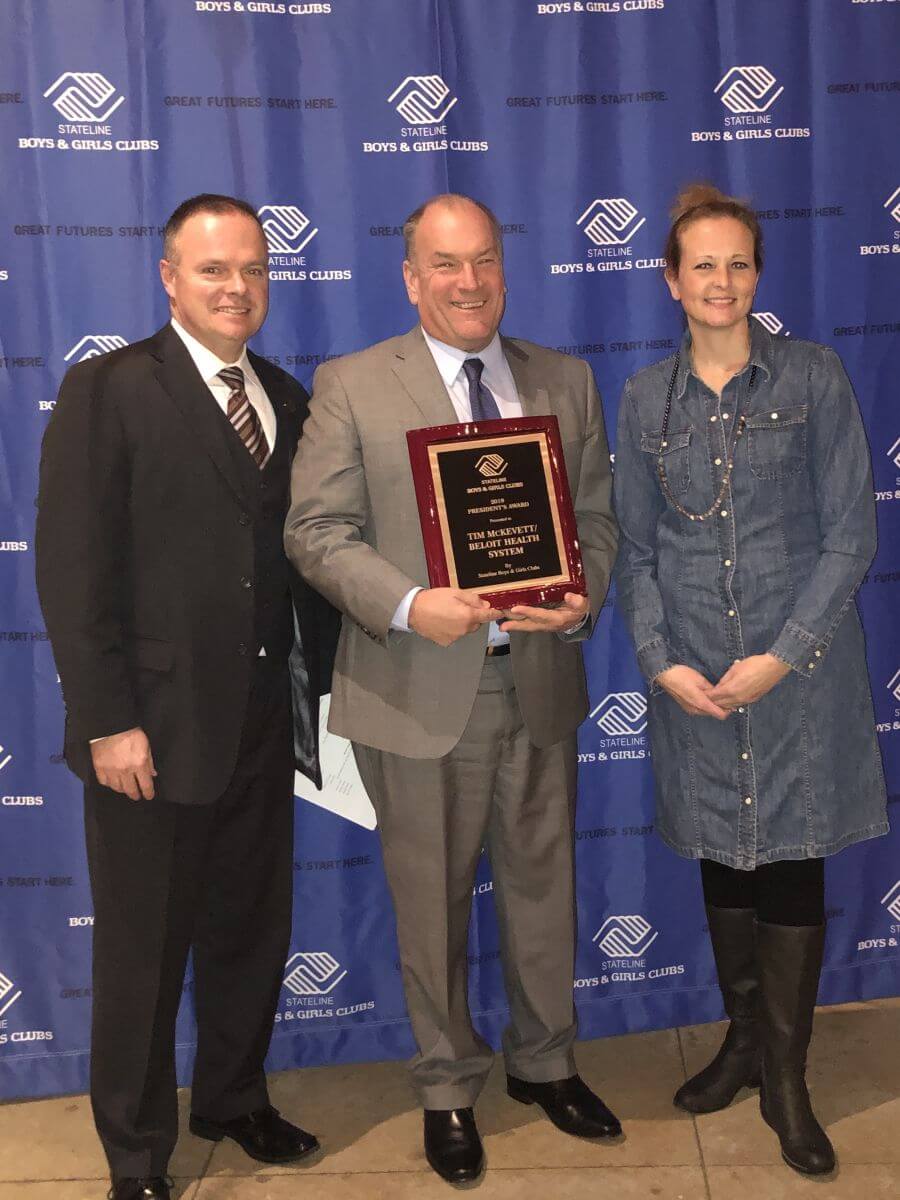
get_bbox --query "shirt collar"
[420,327,505,389]
[170,318,251,387]
[747,314,776,379]
[674,316,774,399]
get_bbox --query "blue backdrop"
[1,0,898,1101]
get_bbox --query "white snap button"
[744,797,752,805]
[722,412,730,420]
[724,559,732,567]
[771,412,779,419]
[720,510,728,517]
[710,415,717,423]
[741,752,749,760]
[714,457,722,466]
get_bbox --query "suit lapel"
[150,324,255,508]
[390,327,458,427]
[503,336,552,418]
[388,327,556,425]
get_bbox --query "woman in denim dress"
[613,184,887,1176]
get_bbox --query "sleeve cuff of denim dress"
[768,620,829,679]
[638,637,677,695]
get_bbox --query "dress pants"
[83,658,294,1179]
[353,654,579,1110]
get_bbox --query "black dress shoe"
[423,1107,484,1183]
[108,1179,170,1200]
[189,1104,319,1163]
[507,1074,622,1138]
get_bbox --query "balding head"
[401,194,507,352]
[402,194,503,264]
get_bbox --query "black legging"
[700,857,825,927]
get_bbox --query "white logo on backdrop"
[294,696,377,829]
[752,312,791,337]
[64,335,128,364]
[888,668,900,703]
[257,205,319,255]
[884,187,900,225]
[388,75,458,124]
[43,73,125,123]
[0,743,12,772]
[888,437,900,471]
[283,952,348,996]
[715,66,784,114]
[882,880,900,923]
[577,198,646,247]
[593,915,659,958]
[590,693,648,737]
[0,970,22,1018]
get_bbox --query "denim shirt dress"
[613,320,888,869]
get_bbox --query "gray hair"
[402,194,504,262]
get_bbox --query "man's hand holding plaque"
[497,591,589,635]
[409,587,500,647]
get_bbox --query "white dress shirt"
[392,330,521,644]
[421,328,521,422]
[170,318,276,454]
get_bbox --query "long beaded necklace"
[656,352,757,523]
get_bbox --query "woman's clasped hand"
[657,653,790,717]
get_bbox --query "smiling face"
[402,200,505,352]
[665,216,759,335]
[159,209,269,361]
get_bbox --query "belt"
[485,643,511,657]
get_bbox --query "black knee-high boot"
[674,906,761,1113]
[757,921,835,1175]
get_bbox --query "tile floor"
[2,997,899,1198]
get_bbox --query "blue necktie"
[462,357,502,422]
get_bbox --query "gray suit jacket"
[285,326,618,757]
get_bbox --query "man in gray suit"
[285,194,619,1182]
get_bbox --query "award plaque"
[406,415,585,607]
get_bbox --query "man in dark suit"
[35,194,338,1200]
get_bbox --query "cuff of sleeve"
[390,586,423,633]
[557,611,591,642]
[768,621,828,679]
[637,637,676,695]
[68,705,139,744]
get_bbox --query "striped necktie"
[218,366,269,469]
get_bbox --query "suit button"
[240,576,252,589]
[239,512,251,526]
[237,643,249,656]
